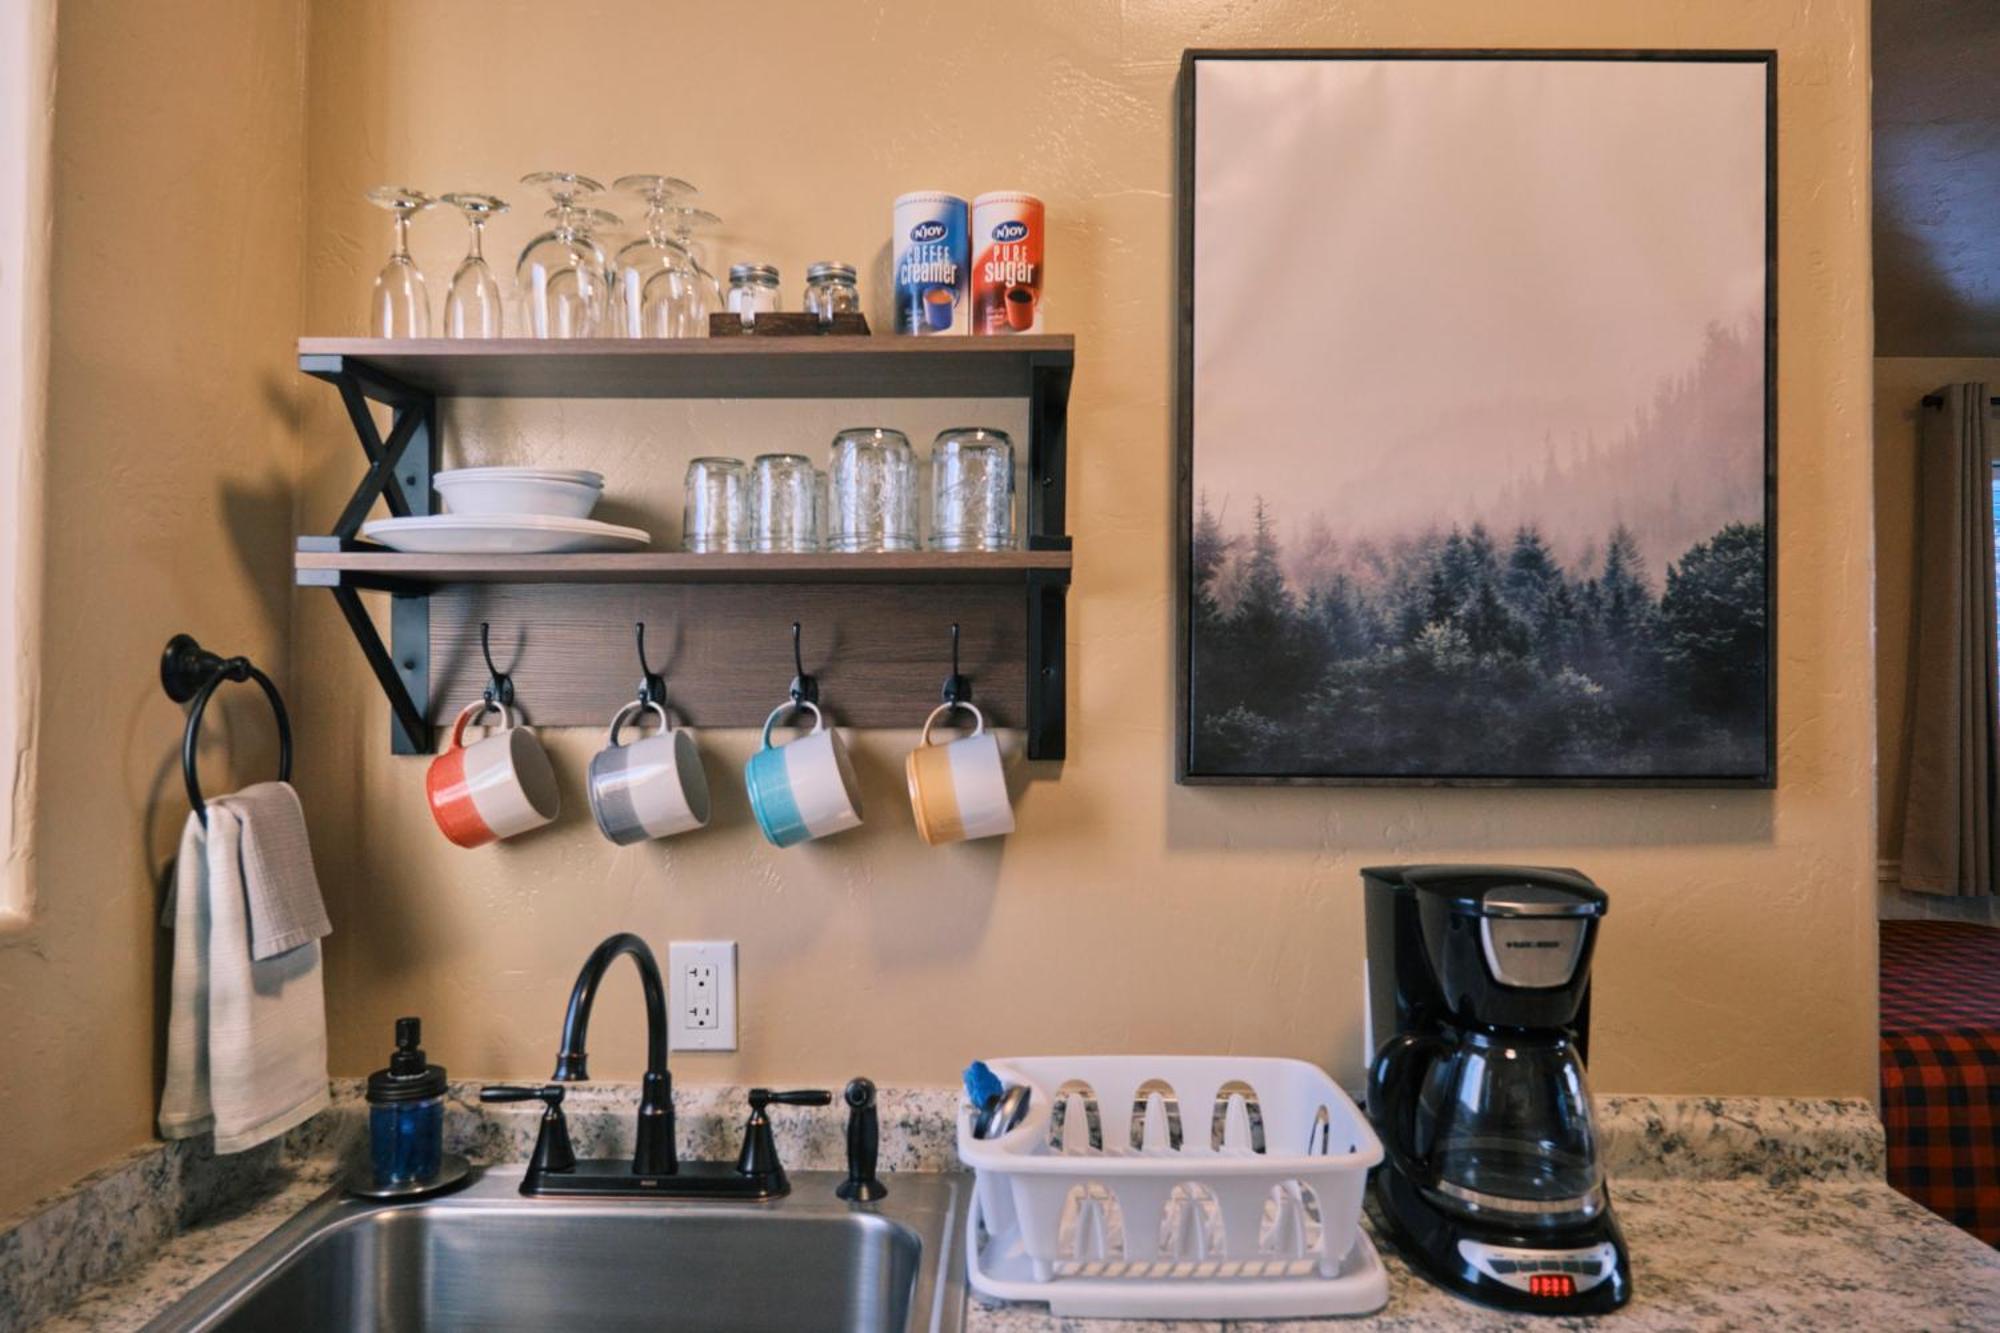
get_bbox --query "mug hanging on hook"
[743,620,861,848]
[587,620,712,845]
[908,621,1011,845]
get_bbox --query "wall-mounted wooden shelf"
[295,336,1074,759]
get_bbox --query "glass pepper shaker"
[803,262,861,324]
[367,1016,446,1187]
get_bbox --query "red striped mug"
[426,701,560,847]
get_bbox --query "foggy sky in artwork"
[1190,58,1768,568]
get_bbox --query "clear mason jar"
[803,262,861,324]
[682,456,749,552]
[928,427,1016,551]
[826,428,917,552]
[750,453,819,552]
[726,263,782,327]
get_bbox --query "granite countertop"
[33,1173,2000,1332]
[16,1088,2000,1332]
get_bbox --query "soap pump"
[353,1016,469,1200]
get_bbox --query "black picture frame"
[1174,49,1778,787]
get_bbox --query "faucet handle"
[736,1088,832,1189]
[480,1083,565,1107]
[480,1083,576,1175]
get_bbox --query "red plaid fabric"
[1880,920,2000,1245]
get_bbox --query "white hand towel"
[213,782,331,961]
[159,806,331,1153]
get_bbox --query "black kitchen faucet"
[481,933,830,1199]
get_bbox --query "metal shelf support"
[302,353,436,753]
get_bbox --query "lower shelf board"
[296,547,1073,589]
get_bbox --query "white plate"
[360,514,650,554]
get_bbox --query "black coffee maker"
[1362,865,1630,1315]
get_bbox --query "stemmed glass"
[665,206,724,334]
[439,193,508,338]
[516,172,613,338]
[610,174,701,338]
[574,205,625,326]
[365,186,434,337]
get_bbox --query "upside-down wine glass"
[440,192,508,338]
[365,186,434,337]
[666,205,724,334]
[516,172,612,338]
[610,174,702,338]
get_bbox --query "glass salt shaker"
[803,262,861,325]
[726,263,782,328]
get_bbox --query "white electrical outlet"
[668,941,737,1051]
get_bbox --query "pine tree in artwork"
[1503,525,1561,611]
[1232,497,1308,696]
[1235,497,1294,637]
[1191,490,1233,631]
[1658,521,1767,718]
[1463,578,1526,657]
[1599,523,1651,642]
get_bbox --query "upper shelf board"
[296,335,1076,400]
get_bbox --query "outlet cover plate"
[668,940,737,1051]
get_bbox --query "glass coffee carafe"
[1377,1026,1605,1230]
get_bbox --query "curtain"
[1901,383,1999,897]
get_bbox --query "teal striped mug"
[745,701,864,847]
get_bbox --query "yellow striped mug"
[906,702,1014,845]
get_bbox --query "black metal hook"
[480,622,515,708]
[634,622,667,707]
[942,622,971,706]
[161,634,293,826]
[789,621,819,706]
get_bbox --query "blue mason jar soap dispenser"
[367,1016,446,1187]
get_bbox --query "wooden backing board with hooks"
[427,584,1027,731]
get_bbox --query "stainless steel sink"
[147,1168,970,1332]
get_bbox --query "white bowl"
[436,468,604,519]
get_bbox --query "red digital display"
[1528,1274,1577,1299]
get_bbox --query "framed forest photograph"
[1175,50,1776,786]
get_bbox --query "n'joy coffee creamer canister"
[892,191,969,336]
[972,191,1044,335]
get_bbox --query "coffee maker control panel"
[1479,916,1589,989]
[1456,1239,1620,1299]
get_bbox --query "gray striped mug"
[587,701,712,845]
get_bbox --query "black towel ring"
[161,634,293,825]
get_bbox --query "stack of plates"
[362,467,650,554]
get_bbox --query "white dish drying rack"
[957,1056,1388,1319]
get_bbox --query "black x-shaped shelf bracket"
[299,353,437,753]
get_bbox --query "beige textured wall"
[0,2,307,1218]
[1874,357,2000,923]
[296,0,1878,1102]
